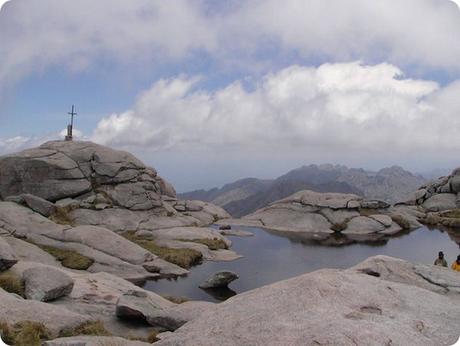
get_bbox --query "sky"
[1,0,460,192]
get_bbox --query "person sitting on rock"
[451,255,460,272]
[434,251,447,267]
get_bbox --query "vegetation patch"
[59,320,111,338]
[49,205,76,225]
[0,320,51,346]
[127,330,159,343]
[0,271,25,297]
[176,238,228,250]
[358,208,378,217]
[26,240,94,270]
[122,231,203,269]
[440,209,460,219]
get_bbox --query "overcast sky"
[1,0,460,191]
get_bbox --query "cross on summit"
[65,105,77,141]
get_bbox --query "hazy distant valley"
[180,164,428,217]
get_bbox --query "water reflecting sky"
[144,226,460,302]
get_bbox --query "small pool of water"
[144,226,460,302]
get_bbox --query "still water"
[144,226,460,302]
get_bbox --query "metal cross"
[65,105,77,141]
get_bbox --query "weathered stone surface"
[449,174,460,193]
[4,237,61,266]
[116,290,164,321]
[199,271,239,288]
[320,208,360,225]
[99,182,163,211]
[414,264,460,291]
[368,214,393,227]
[342,216,386,235]
[62,225,154,265]
[148,227,231,247]
[147,301,215,332]
[0,287,90,336]
[23,266,74,301]
[0,236,18,271]
[422,193,457,212]
[22,193,57,216]
[44,336,151,346]
[142,258,189,277]
[157,256,460,346]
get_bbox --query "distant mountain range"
[179,164,427,217]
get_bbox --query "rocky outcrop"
[220,190,416,244]
[199,271,239,289]
[156,256,460,346]
[0,287,91,336]
[181,164,426,217]
[23,266,74,301]
[0,141,233,281]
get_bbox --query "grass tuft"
[0,320,51,346]
[26,240,94,270]
[59,320,111,338]
[0,271,24,297]
[176,238,228,250]
[122,231,202,269]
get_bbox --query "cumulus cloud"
[1,0,460,95]
[0,129,85,155]
[93,61,458,160]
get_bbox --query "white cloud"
[0,129,85,155]
[1,0,460,95]
[92,61,460,164]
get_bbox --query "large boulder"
[199,271,239,289]
[0,236,18,271]
[115,290,165,321]
[239,190,407,243]
[23,266,74,302]
[6,193,57,217]
[422,193,457,212]
[0,140,176,205]
[156,256,460,346]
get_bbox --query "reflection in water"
[200,287,237,301]
[144,226,460,303]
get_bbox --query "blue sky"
[1,0,460,191]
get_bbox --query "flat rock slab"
[0,287,90,336]
[143,258,189,277]
[218,228,254,237]
[342,216,385,235]
[156,256,460,346]
[199,271,239,289]
[147,301,215,331]
[414,264,460,290]
[44,336,151,346]
[24,266,74,301]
